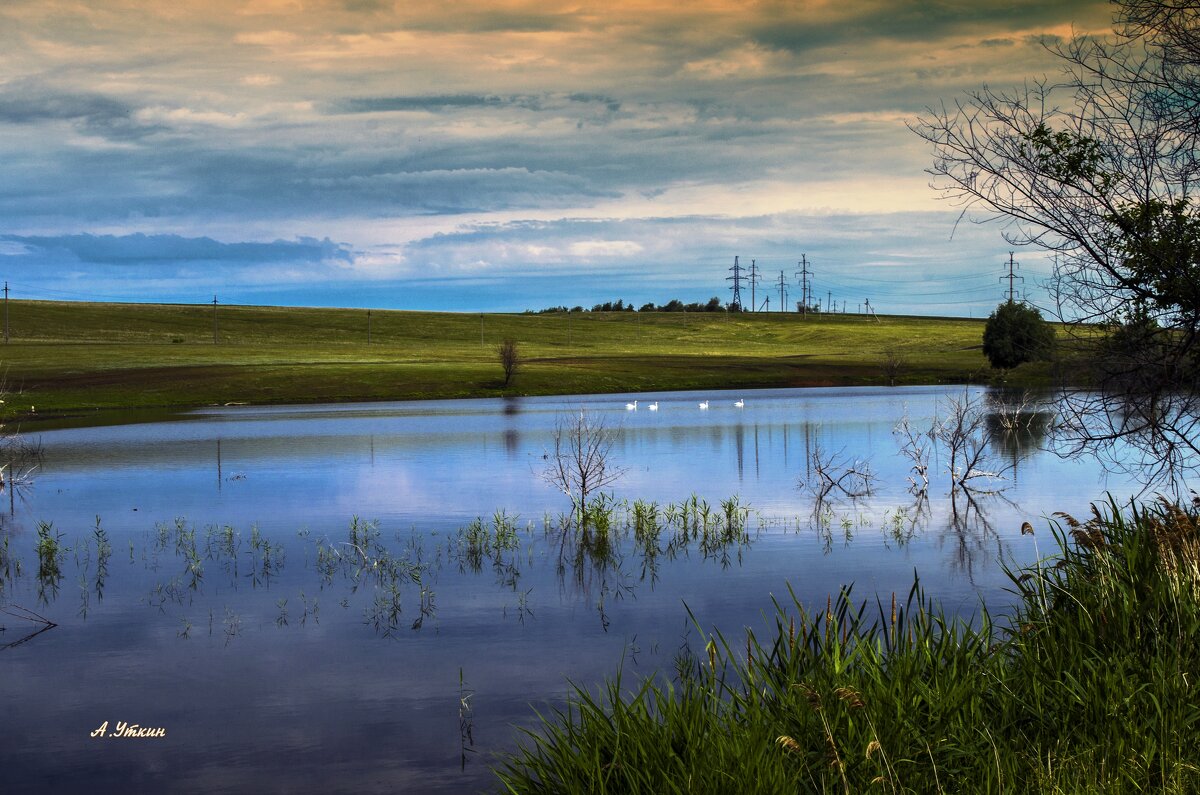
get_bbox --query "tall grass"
[495,497,1200,793]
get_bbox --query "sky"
[0,0,1116,315]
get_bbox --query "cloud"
[0,210,1050,318]
[746,0,1109,53]
[0,0,1115,314]
[392,6,584,34]
[568,240,643,257]
[0,80,160,140]
[240,74,281,87]
[1,233,353,266]
[332,93,540,114]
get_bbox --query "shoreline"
[11,380,1027,433]
[0,299,1059,430]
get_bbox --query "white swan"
[625,400,638,410]
[648,402,659,411]
[698,400,709,410]
[734,399,744,408]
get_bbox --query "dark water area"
[0,386,1156,793]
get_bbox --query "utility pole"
[1001,251,1023,303]
[777,270,788,312]
[748,259,761,313]
[827,290,832,315]
[367,309,372,344]
[212,295,218,344]
[865,297,879,322]
[795,255,811,316]
[726,256,745,311]
[3,281,8,344]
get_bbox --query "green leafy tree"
[982,302,1055,371]
[913,0,1200,483]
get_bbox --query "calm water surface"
[0,386,1153,793]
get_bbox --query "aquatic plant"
[0,533,19,594]
[92,517,111,600]
[34,521,65,604]
[495,497,1200,793]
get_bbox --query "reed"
[495,497,1200,793]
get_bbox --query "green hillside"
[0,300,1042,422]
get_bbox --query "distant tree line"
[527,297,738,314]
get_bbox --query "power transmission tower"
[795,254,812,316]
[726,256,745,311]
[777,271,788,312]
[748,259,761,313]
[827,290,832,315]
[3,281,8,344]
[1001,251,1024,303]
[212,295,219,344]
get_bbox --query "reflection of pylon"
[726,256,745,310]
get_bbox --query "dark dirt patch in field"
[23,365,245,390]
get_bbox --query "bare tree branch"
[541,410,626,529]
[911,0,1200,488]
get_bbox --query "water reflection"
[0,386,1176,794]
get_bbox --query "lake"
[0,386,1154,793]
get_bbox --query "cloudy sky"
[0,0,1114,314]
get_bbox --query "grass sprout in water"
[497,497,1200,793]
[0,482,1021,661]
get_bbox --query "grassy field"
[0,299,1044,421]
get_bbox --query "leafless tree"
[987,388,1041,432]
[893,409,934,495]
[542,410,626,529]
[802,441,875,501]
[497,339,521,387]
[936,392,1010,492]
[0,381,41,508]
[880,348,905,386]
[911,0,1200,487]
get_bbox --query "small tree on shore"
[982,302,1054,372]
[881,348,905,386]
[497,339,520,387]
